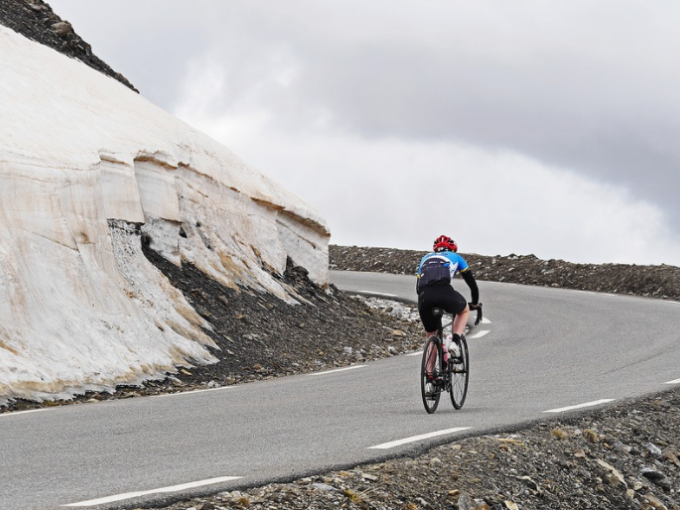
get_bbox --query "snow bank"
[0,26,329,402]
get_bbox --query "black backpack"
[417,256,451,292]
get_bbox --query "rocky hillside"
[0,0,137,90]
[330,245,680,300]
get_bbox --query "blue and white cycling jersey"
[417,251,469,282]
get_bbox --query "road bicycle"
[420,303,482,413]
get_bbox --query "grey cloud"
[274,35,680,229]
[49,0,210,108]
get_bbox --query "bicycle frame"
[420,304,481,413]
[438,304,483,340]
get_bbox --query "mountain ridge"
[0,0,137,90]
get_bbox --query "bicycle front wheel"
[421,336,443,414]
[449,335,469,409]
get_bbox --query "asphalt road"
[2,271,679,509]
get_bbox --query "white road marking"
[369,427,472,449]
[0,409,48,417]
[63,476,242,507]
[544,399,615,413]
[470,330,490,339]
[308,365,367,376]
[357,290,398,298]
[665,378,680,384]
[407,351,423,357]
[480,317,491,324]
[152,386,236,398]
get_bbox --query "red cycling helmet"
[433,235,458,253]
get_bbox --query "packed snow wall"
[0,26,329,402]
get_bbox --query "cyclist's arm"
[461,268,479,305]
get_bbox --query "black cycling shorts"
[417,284,468,332]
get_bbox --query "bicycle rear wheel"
[449,335,469,409]
[421,336,443,413]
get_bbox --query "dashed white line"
[470,330,490,339]
[357,290,398,298]
[152,386,236,398]
[544,399,615,413]
[407,351,423,357]
[0,409,48,418]
[308,365,367,376]
[369,427,472,449]
[63,476,242,507]
[665,378,680,385]
[480,317,491,324]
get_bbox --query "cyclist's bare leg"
[453,305,470,338]
[425,330,438,373]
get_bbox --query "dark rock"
[50,20,72,36]
[644,442,663,458]
[641,468,672,491]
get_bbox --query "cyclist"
[416,235,480,362]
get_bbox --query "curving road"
[1,271,679,509]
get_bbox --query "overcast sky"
[47,0,680,265]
